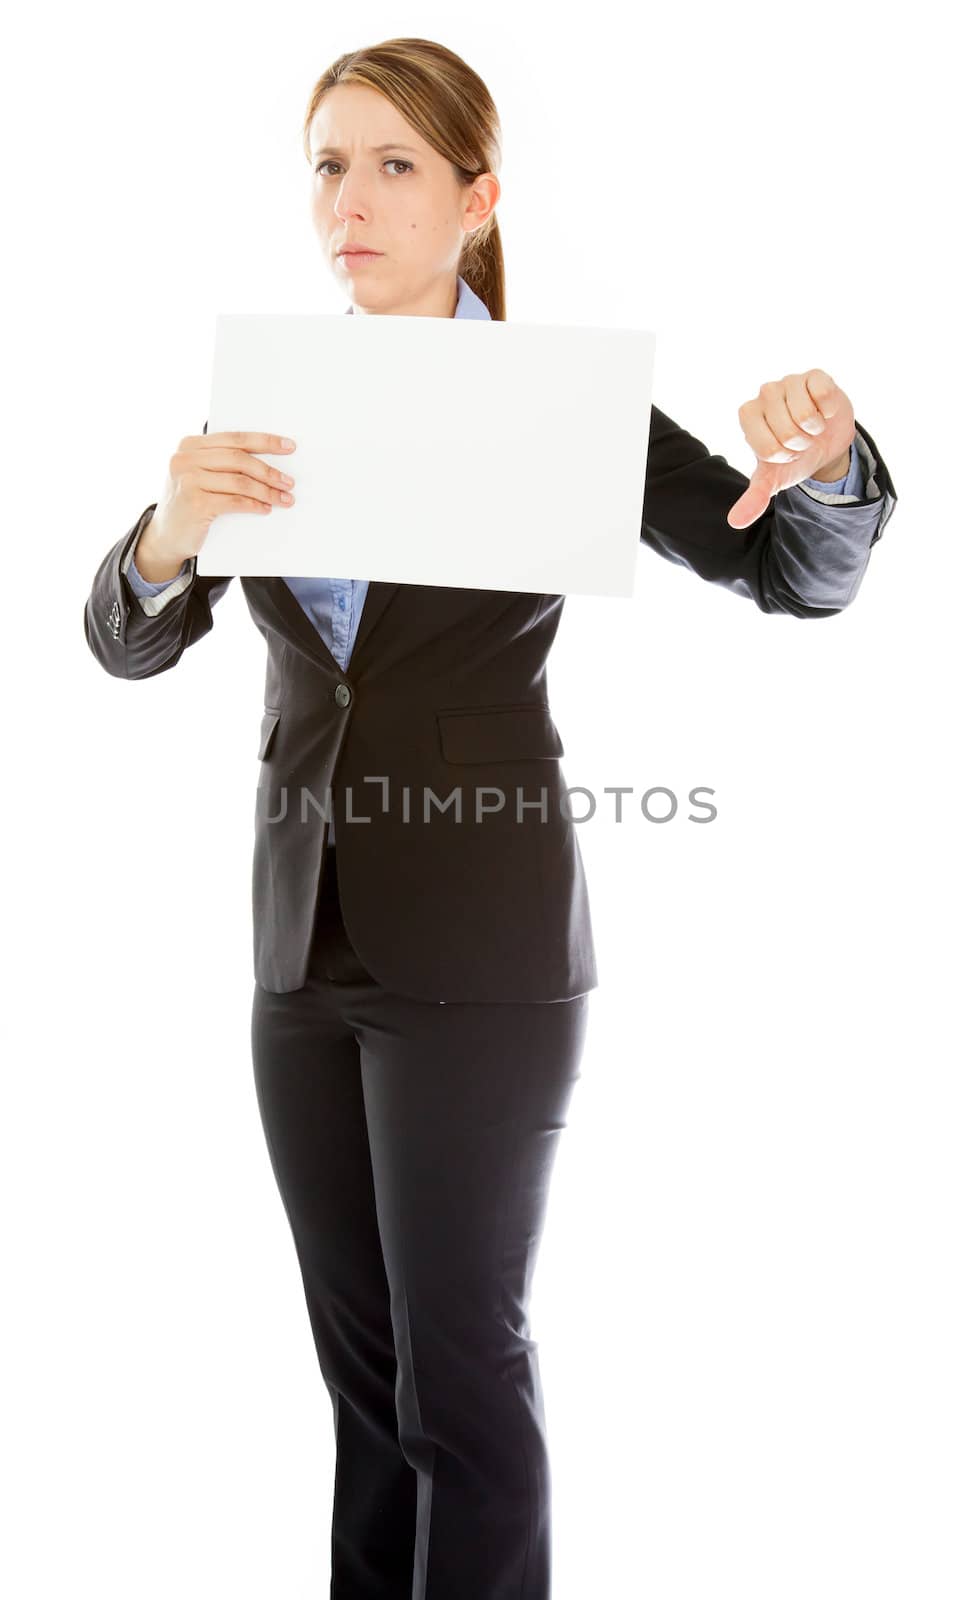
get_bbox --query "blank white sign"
[200,311,656,597]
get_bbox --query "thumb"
[727,464,774,530]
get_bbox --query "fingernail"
[800,418,825,435]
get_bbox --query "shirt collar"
[344,272,492,320]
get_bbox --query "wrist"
[134,514,189,583]
[808,446,852,483]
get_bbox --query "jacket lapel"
[255,575,401,675]
[350,579,400,663]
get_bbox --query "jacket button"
[334,684,351,707]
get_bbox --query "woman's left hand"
[726,369,856,529]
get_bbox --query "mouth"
[338,248,384,258]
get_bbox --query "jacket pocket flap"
[258,709,281,760]
[436,704,564,764]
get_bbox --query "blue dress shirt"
[125,273,880,845]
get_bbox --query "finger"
[783,373,827,437]
[190,466,294,507]
[761,381,817,455]
[194,431,296,454]
[802,369,841,423]
[180,444,295,493]
[740,393,798,464]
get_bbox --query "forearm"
[639,409,898,617]
[132,513,188,583]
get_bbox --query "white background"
[3,2,961,1596]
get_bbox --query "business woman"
[84,34,898,1600]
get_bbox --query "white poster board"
[200,311,655,598]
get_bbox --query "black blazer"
[84,407,897,998]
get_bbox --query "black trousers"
[250,845,591,1599]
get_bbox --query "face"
[308,83,500,317]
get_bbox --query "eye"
[314,159,414,177]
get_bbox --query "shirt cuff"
[121,514,197,615]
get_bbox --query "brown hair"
[301,37,505,321]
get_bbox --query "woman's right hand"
[144,431,298,564]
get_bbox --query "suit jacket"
[84,407,897,999]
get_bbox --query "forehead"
[308,84,425,155]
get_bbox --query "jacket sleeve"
[640,404,898,618]
[83,420,233,679]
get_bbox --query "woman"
[84,36,897,1600]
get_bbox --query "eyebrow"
[311,143,420,159]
